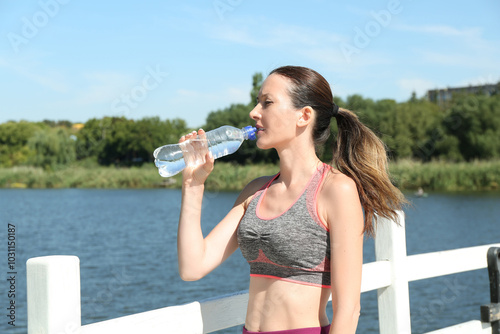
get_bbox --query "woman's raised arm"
[176,129,266,280]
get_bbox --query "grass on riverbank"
[0,161,279,191]
[0,160,498,192]
[390,159,500,192]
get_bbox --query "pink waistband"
[243,324,330,334]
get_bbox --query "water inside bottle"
[209,139,242,158]
[154,147,185,177]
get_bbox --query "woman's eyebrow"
[258,93,272,100]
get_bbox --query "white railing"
[26,212,500,334]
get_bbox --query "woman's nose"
[249,104,260,120]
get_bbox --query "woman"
[177,66,406,334]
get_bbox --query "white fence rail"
[27,212,500,334]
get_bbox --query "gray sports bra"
[237,164,331,288]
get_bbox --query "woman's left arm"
[320,173,364,334]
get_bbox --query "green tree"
[399,97,441,161]
[0,121,41,167]
[41,119,73,128]
[123,117,188,165]
[372,99,399,157]
[437,94,500,160]
[250,72,263,105]
[76,117,114,161]
[98,117,133,165]
[204,103,252,131]
[28,127,76,169]
[79,116,189,166]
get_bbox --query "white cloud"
[419,51,471,66]
[208,17,344,53]
[393,23,500,73]
[266,24,344,47]
[395,24,482,38]
[225,86,249,103]
[175,85,248,105]
[396,23,499,61]
[74,71,136,105]
[209,26,261,47]
[0,55,69,93]
[419,49,499,71]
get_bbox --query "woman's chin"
[256,139,271,150]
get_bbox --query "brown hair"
[270,65,406,236]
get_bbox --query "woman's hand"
[180,129,214,187]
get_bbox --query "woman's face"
[249,74,300,150]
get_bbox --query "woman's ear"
[297,106,314,127]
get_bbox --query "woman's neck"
[276,142,322,188]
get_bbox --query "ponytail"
[333,108,406,236]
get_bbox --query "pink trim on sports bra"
[313,164,331,230]
[249,274,332,289]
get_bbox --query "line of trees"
[0,117,189,169]
[1,73,499,170]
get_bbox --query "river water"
[0,189,499,333]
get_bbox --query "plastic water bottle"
[153,125,257,177]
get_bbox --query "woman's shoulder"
[236,174,276,208]
[320,168,359,200]
[318,167,363,231]
[241,175,275,195]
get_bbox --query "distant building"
[427,82,499,104]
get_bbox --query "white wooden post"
[27,255,81,334]
[375,210,412,334]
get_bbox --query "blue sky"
[1,0,499,128]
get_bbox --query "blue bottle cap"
[243,126,257,140]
